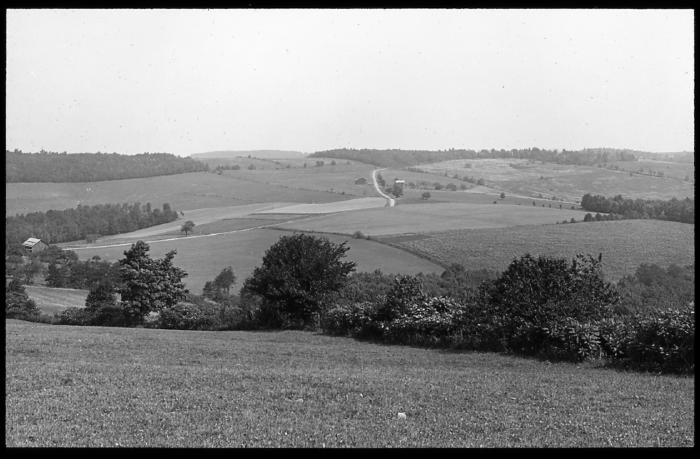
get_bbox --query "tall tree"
[118,241,188,325]
[242,234,356,328]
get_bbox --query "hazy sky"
[6,9,694,155]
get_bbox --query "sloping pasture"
[69,228,443,295]
[24,285,88,315]
[275,202,592,237]
[6,320,694,447]
[5,171,352,216]
[387,219,695,281]
[413,158,694,201]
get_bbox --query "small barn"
[22,238,48,254]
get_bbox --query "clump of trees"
[581,194,694,224]
[242,234,356,329]
[6,202,180,251]
[5,150,208,182]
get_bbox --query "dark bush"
[158,302,216,330]
[5,280,40,321]
[58,307,94,326]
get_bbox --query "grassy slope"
[277,202,592,236]
[5,320,694,447]
[24,285,88,315]
[69,228,443,295]
[387,219,695,281]
[413,158,695,201]
[5,171,352,216]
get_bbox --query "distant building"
[393,178,405,194]
[22,238,48,254]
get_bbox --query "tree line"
[5,150,208,182]
[581,194,694,223]
[6,201,180,250]
[309,147,638,168]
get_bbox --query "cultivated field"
[277,202,592,237]
[24,285,88,315]
[412,158,695,201]
[5,171,354,216]
[68,228,443,295]
[6,320,694,447]
[386,219,695,281]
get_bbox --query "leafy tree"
[500,192,506,199]
[5,280,40,320]
[421,192,431,200]
[118,241,188,325]
[242,234,356,328]
[213,266,236,295]
[181,220,195,236]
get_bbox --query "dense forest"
[581,194,694,224]
[5,150,208,182]
[309,148,638,168]
[6,202,180,250]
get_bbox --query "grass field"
[24,285,88,315]
[412,158,695,202]
[386,219,695,281]
[68,228,443,295]
[5,171,353,216]
[277,202,592,236]
[5,320,694,447]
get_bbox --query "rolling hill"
[190,150,307,159]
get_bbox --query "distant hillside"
[5,150,209,183]
[309,148,639,168]
[634,151,694,163]
[191,150,307,160]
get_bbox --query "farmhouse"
[22,237,48,254]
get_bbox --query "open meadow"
[276,201,592,237]
[5,171,355,216]
[23,286,89,315]
[386,219,695,281]
[412,158,695,202]
[67,228,443,295]
[5,320,694,447]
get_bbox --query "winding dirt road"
[372,168,395,207]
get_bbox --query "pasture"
[387,219,696,281]
[68,228,443,295]
[276,202,592,236]
[412,158,695,201]
[5,171,353,216]
[6,320,694,447]
[24,285,88,315]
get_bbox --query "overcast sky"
[6,9,694,156]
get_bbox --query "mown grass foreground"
[5,320,694,447]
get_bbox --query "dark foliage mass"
[309,147,637,168]
[6,202,179,249]
[118,241,188,325]
[615,264,694,315]
[242,234,356,329]
[581,193,694,224]
[5,150,208,182]
[5,280,40,321]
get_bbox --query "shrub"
[5,280,40,321]
[91,304,128,327]
[321,301,380,338]
[352,230,366,239]
[625,306,694,374]
[158,302,216,330]
[58,307,94,326]
[375,275,426,322]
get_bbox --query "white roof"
[23,238,42,246]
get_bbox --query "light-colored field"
[255,197,387,214]
[387,219,696,281]
[68,228,443,295]
[412,158,695,201]
[219,159,378,197]
[6,320,694,447]
[24,285,88,315]
[5,172,353,216]
[276,202,592,237]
